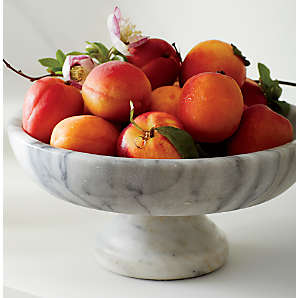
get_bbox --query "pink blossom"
[107,6,149,56]
[62,55,96,89]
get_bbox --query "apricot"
[23,77,84,143]
[227,104,293,155]
[50,115,119,155]
[117,112,183,159]
[82,61,152,123]
[241,78,267,106]
[127,38,181,90]
[150,86,182,117]
[179,72,243,143]
[180,40,246,87]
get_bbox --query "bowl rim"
[8,107,296,164]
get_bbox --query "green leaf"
[109,47,122,56]
[109,47,128,61]
[155,126,199,159]
[51,66,62,72]
[258,63,289,117]
[267,98,290,117]
[231,44,250,66]
[54,70,63,75]
[111,55,127,62]
[56,49,66,66]
[129,101,144,132]
[85,41,109,63]
[38,58,60,68]
[258,63,282,100]
[66,51,85,56]
[93,42,109,57]
[85,47,97,54]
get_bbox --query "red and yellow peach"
[117,111,183,159]
[82,61,152,123]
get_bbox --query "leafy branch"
[38,42,128,74]
[3,59,62,82]
[257,63,290,117]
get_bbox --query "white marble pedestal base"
[95,215,229,280]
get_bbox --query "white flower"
[62,55,96,89]
[107,6,149,56]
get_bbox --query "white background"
[3,0,296,297]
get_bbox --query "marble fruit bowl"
[8,105,296,280]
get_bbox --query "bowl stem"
[95,214,229,280]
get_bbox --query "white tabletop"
[4,99,296,298]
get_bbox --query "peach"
[82,61,152,123]
[180,40,246,87]
[22,77,84,144]
[173,81,180,87]
[227,104,293,155]
[150,86,182,117]
[117,112,183,159]
[241,78,267,106]
[179,72,243,143]
[50,115,119,155]
[127,38,181,90]
[83,103,92,115]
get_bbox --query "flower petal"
[107,13,120,39]
[128,37,149,48]
[78,57,95,73]
[111,35,131,56]
[62,55,95,86]
[62,56,72,81]
[114,6,121,22]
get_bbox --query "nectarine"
[241,78,267,106]
[117,112,183,159]
[227,104,293,155]
[127,38,181,90]
[23,77,84,144]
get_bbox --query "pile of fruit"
[7,7,294,159]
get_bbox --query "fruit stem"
[254,79,296,87]
[3,59,63,82]
[129,100,146,133]
[172,42,182,63]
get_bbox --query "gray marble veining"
[8,106,296,216]
[7,106,296,280]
